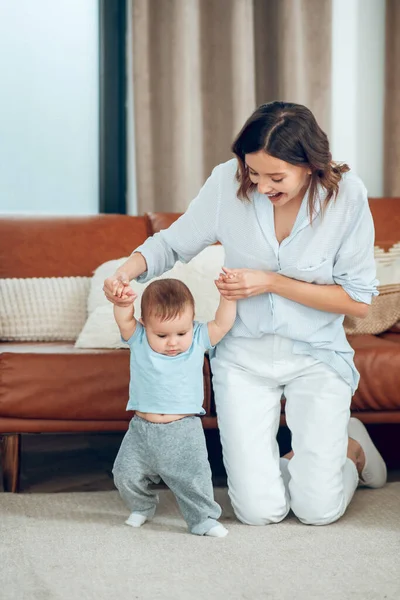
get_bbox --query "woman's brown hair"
[232,101,349,218]
[141,279,195,322]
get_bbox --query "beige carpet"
[1,485,400,600]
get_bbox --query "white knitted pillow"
[75,246,225,349]
[0,277,91,341]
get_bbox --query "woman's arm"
[269,274,369,317]
[104,165,222,306]
[135,165,221,281]
[216,269,368,317]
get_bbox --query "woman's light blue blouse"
[134,159,378,393]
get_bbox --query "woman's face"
[245,151,312,208]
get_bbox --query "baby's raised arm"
[113,285,138,341]
[207,294,237,347]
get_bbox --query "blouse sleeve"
[333,192,379,304]
[134,165,222,283]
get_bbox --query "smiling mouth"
[267,192,283,201]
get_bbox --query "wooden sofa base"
[1,413,398,493]
[0,417,218,492]
[1,434,21,493]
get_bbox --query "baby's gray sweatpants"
[112,415,222,535]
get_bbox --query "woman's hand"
[215,267,273,300]
[103,272,136,306]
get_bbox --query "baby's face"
[143,306,194,356]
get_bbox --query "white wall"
[0,0,99,215]
[331,0,386,196]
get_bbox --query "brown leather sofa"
[1,201,400,492]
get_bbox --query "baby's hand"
[215,269,237,289]
[111,272,131,298]
[104,272,136,307]
[120,284,137,302]
[216,270,237,282]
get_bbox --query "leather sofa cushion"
[0,342,132,421]
[0,337,398,421]
[349,334,400,411]
[0,343,212,420]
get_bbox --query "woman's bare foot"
[347,418,387,487]
[282,439,366,476]
[347,437,366,476]
[282,419,386,489]
[282,450,294,460]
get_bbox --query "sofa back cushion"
[0,215,150,277]
[369,197,400,251]
[147,200,400,241]
[146,212,181,235]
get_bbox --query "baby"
[112,277,236,537]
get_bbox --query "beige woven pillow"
[344,242,400,336]
[0,277,91,341]
[344,284,400,335]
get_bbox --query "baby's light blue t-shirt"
[124,321,213,415]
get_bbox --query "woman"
[104,101,387,526]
